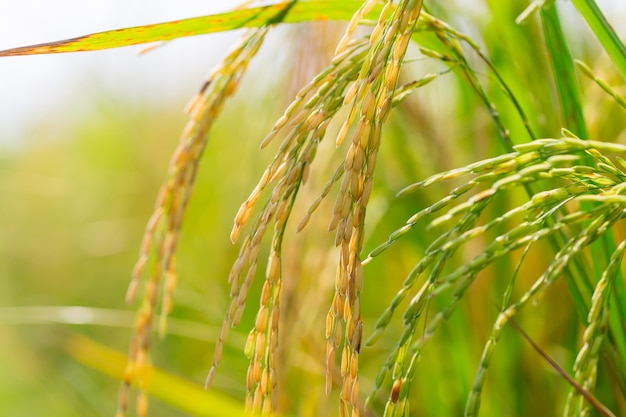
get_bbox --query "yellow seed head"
[326,311,335,339]
[243,329,256,358]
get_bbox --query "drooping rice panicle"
[209,15,399,415]
[323,2,425,416]
[363,138,626,415]
[418,203,620,417]
[219,48,370,411]
[243,186,298,415]
[366,138,626,269]
[465,206,623,417]
[566,239,626,416]
[367,203,491,408]
[120,27,269,417]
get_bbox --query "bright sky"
[0,1,624,147]
[0,0,243,145]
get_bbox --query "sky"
[0,0,243,145]
[0,1,624,147]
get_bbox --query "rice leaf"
[0,0,381,57]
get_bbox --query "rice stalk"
[565,239,626,416]
[321,2,424,416]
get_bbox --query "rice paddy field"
[1,1,625,416]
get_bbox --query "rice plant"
[2,1,626,416]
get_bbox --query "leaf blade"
[64,333,248,417]
[0,0,378,57]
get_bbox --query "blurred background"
[1,1,625,416]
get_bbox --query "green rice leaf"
[0,0,379,57]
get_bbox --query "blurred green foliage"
[0,91,279,416]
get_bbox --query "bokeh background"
[1,1,626,416]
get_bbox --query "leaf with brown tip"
[0,0,381,57]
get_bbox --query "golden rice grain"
[270,306,280,329]
[252,386,263,413]
[339,399,349,417]
[255,307,268,333]
[344,81,360,105]
[252,357,262,383]
[266,252,280,283]
[255,332,266,358]
[350,378,359,405]
[341,346,349,376]
[342,376,352,400]
[328,211,343,233]
[336,114,353,147]
[137,393,149,417]
[350,354,359,380]
[261,368,269,395]
[262,398,272,416]
[244,331,255,358]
